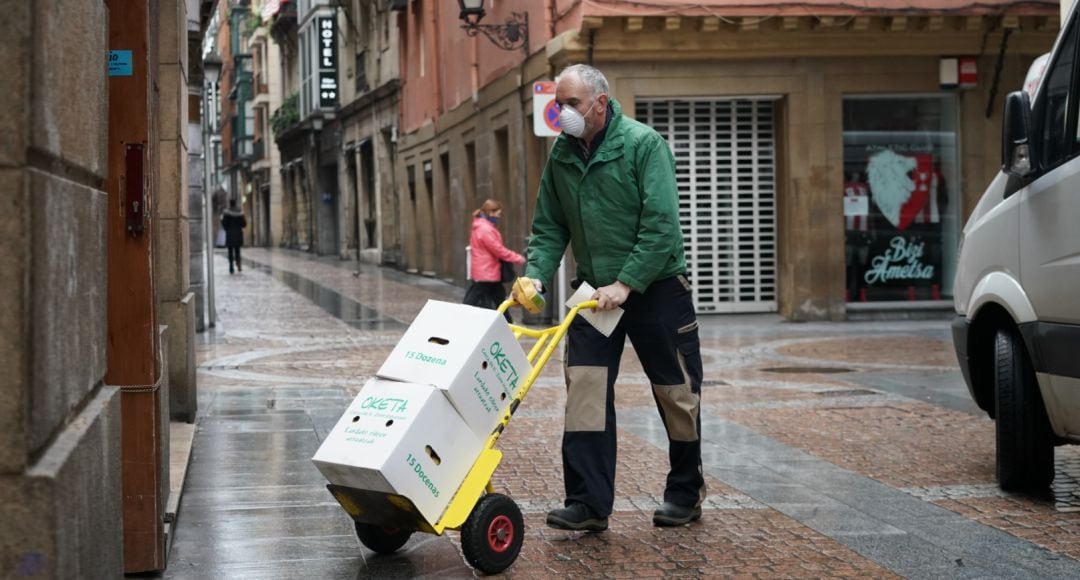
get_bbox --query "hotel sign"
[317,16,338,108]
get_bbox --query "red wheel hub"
[487,515,514,553]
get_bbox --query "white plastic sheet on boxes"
[311,379,484,525]
[377,300,532,440]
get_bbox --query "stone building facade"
[1,0,204,573]
[248,17,286,248]
[393,0,1058,320]
[0,1,121,574]
[337,0,403,266]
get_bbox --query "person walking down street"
[221,199,247,274]
[513,64,705,531]
[465,199,525,322]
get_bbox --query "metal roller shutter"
[636,98,778,313]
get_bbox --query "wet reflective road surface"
[164,249,1080,579]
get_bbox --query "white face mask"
[559,97,600,138]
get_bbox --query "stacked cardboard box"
[312,300,532,524]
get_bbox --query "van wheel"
[994,328,1054,491]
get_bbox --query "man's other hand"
[592,281,630,311]
[512,277,546,314]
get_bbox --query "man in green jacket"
[514,64,705,531]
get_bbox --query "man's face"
[555,73,607,137]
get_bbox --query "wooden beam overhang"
[546,14,1058,65]
[576,14,1056,36]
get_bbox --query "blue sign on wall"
[108,50,133,76]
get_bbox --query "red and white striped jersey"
[844,181,870,231]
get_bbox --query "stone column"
[188,21,208,332]
[0,0,122,577]
[268,43,285,247]
[156,0,198,422]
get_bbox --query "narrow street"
[161,248,1080,579]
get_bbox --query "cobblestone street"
[164,249,1080,579]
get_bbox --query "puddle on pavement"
[814,388,877,398]
[760,366,854,374]
[244,260,406,331]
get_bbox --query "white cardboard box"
[376,300,532,440]
[311,379,484,525]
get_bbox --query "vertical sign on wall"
[317,16,338,108]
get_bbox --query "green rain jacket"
[524,97,686,293]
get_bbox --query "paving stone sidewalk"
[164,249,1080,579]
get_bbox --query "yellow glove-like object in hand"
[511,277,546,314]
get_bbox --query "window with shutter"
[636,98,779,313]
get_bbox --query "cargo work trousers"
[562,275,705,517]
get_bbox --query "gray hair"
[555,64,609,98]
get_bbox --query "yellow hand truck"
[326,298,599,575]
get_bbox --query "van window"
[1040,18,1078,169]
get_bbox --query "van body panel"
[954,173,1021,317]
[1040,373,1080,440]
[1019,157,1080,325]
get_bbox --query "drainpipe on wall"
[470,33,480,102]
[429,0,443,114]
[546,0,556,38]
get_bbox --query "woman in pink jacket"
[464,199,525,319]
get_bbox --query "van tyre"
[355,522,412,554]
[994,328,1054,491]
[461,493,524,574]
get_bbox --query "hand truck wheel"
[355,521,412,554]
[460,493,524,574]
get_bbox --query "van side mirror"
[1002,90,1034,179]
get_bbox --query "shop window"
[842,96,960,303]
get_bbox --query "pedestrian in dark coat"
[221,200,247,274]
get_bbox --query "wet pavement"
[164,248,1080,579]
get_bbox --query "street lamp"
[457,0,528,53]
[202,52,223,328]
[204,53,222,86]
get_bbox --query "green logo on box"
[485,341,521,393]
[361,396,409,414]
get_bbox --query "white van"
[953,5,1080,491]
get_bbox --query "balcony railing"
[228,54,253,101]
[233,135,254,160]
[270,0,298,45]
